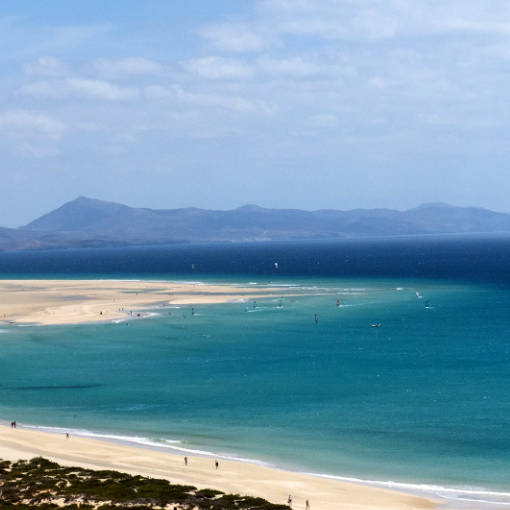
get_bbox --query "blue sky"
[1,0,510,226]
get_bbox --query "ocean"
[1,236,510,507]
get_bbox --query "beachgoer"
[66,433,70,439]
[314,314,319,324]
[305,499,310,509]
[287,494,293,506]
[215,459,219,470]
[191,307,195,316]
[184,456,188,466]
[336,299,340,307]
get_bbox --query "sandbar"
[0,279,295,326]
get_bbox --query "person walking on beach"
[305,499,310,509]
[215,459,219,470]
[184,456,188,466]
[287,494,292,507]
[66,432,70,439]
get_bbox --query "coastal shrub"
[0,457,290,510]
[195,488,223,498]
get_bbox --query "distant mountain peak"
[22,196,133,232]
[8,198,510,252]
[235,204,266,212]
[71,196,122,206]
[414,202,455,209]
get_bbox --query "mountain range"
[2,196,510,251]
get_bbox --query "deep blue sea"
[1,236,510,507]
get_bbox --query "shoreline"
[0,279,305,326]
[0,420,438,510]
[3,420,510,509]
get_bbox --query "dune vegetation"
[0,457,289,510]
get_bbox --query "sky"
[1,0,510,226]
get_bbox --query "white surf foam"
[19,423,270,466]
[305,472,510,506]
[15,422,510,506]
[21,424,180,448]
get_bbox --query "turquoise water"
[1,277,510,506]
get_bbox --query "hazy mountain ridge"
[1,196,510,251]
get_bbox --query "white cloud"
[261,0,510,40]
[184,57,253,79]
[19,80,61,97]
[143,85,172,100]
[18,143,61,158]
[310,114,339,128]
[47,23,112,50]
[144,84,270,114]
[0,110,65,139]
[24,57,68,77]
[257,56,324,77]
[175,86,271,114]
[93,57,165,76]
[183,55,330,81]
[20,78,139,101]
[368,77,388,89]
[199,23,267,52]
[67,78,138,100]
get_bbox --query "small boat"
[371,323,382,328]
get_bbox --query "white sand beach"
[0,424,437,510]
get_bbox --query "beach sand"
[0,279,295,326]
[0,424,437,510]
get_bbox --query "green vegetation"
[0,458,289,510]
